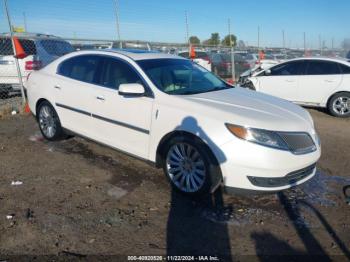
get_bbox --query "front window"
[137,59,231,95]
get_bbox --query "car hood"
[182,87,314,132]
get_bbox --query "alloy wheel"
[333,96,350,116]
[166,142,206,193]
[39,105,57,138]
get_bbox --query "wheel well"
[327,91,350,107]
[35,98,49,117]
[155,130,220,168]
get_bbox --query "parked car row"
[239,57,350,117]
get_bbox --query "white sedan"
[242,57,350,117]
[27,50,321,195]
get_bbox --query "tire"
[37,101,65,141]
[162,136,220,196]
[327,92,350,118]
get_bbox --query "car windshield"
[137,58,231,95]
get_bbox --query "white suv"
[242,57,350,117]
[27,50,321,195]
[0,33,73,96]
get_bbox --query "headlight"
[225,124,289,150]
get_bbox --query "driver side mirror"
[118,83,145,96]
[264,69,271,76]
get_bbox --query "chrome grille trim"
[277,132,316,155]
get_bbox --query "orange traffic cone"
[190,45,196,59]
[24,102,30,114]
[13,36,27,59]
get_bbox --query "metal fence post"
[3,0,26,105]
[228,19,235,82]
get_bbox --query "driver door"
[257,60,306,102]
[89,56,154,159]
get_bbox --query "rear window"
[40,40,74,56]
[58,55,102,84]
[0,38,37,55]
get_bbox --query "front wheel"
[37,101,65,141]
[328,92,350,118]
[163,137,217,196]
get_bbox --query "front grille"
[277,132,316,155]
[247,163,316,188]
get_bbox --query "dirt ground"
[0,109,349,261]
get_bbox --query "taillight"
[255,60,260,65]
[25,60,42,70]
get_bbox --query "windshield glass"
[137,59,231,95]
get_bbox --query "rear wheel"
[328,92,350,118]
[37,101,65,141]
[162,136,218,196]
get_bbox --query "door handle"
[54,85,61,90]
[285,79,295,82]
[325,79,335,83]
[96,95,105,101]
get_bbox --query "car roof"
[288,56,350,64]
[0,32,61,39]
[92,49,187,61]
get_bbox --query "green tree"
[222,34,237,47]
[203,33,221,46]
[189,36,200,45]
[209,33,220,45]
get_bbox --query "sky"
[1,0,349,48]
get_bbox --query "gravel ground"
[0,109,349,261]
[0,96,22,118]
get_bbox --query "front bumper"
[217,137,321,192]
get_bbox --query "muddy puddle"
[201,170,350,227]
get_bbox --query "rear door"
[257,60,306,101]
[298,60,343,105]
[53,55,102,137]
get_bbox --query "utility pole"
[228,18,235,82]
[257,26,260,51]
[332,38,334,50]
[282,29,286,58]
[185,11,190,52]
[114,0,122,48]
[3,0,26,104]
[23,12,27,32]
[303,32,306,56]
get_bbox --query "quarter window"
[99,58,143,89]
[339,63,350,74]
[306,61,341,75]
[58,55,102,84]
